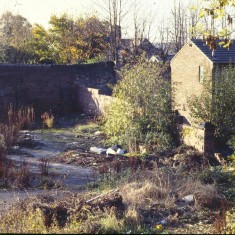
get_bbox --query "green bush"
[103,58,176,153]
[188,65,235,146]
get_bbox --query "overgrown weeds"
[0,159,231,234]
[213,204,235,234]
[39,158,50,176]
[0,105,35,189]
[41,111,54,128]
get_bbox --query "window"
[199,66,204,83]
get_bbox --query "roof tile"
[192,39,235,63]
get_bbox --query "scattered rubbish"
[117,148,125,155]
[94,131,104,136]
[66,142,78,146]
[85,188,119,203]
[139,145,147,154]
[106,147,117,155]
[90,146,107,154]
[159,219,168,225]
[106,145,126,156]
[12,145,19,150]
[182,195,194,203]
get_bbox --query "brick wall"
[171,41,213,125]
[177,123,215,153]
[171,41,215,154]
[0,62,116,119]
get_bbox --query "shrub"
[214,207,235,234]
[41,111,54,128]
[0,134,6,162]
[103,57,176,153]
[0,105,34,188]
[188,65,235,146]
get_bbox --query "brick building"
[171,39,235,153]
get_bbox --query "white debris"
[12,146,19,150]
[90,147,107,154]
[160,219,168,225]
[106,145,126,156]
[117,148,125,155]
[182,195,194,203]
[106,147,117,155]
[94,131,104,136]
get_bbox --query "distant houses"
[106,25,174,65]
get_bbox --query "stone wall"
[177,122,215,154]
[171,41,213,125]
[0,62,116,119]
[177,122,215,156]
[76,86,114,116]
[177,124,204,152]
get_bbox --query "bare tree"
[94,0,131,64]
[170,0,189,53]
[156,16,173,63]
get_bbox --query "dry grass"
[100,209,125,233]
[0,167,227,234]
[41,111,54,129]
[124,206,143,230]
[0,105,35,188]
[120,167,218,210]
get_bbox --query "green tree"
[31,24,55,64]
[103,58,176,153]
[0,11,34,63]
[188,65,235,146]
[48,14,78,64]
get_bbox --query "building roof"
[192,39,235,64]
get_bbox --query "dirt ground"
[0,116,233,234]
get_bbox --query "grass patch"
[73,122,100,136]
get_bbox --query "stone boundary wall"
[177,123,215,154]
[0,62,116,119]
[76,85,114,116]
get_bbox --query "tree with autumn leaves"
[0,12,109,64]
[193,0,235,49]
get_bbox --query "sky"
[0,0,195,41]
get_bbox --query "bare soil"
[0,117,233,234]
